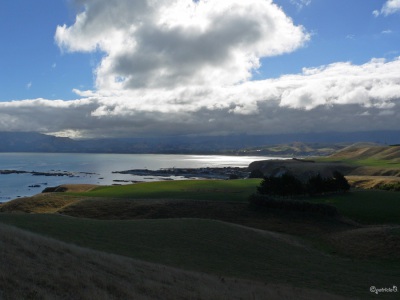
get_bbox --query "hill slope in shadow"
[0,222,348,300]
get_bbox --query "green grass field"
[0,213,398,298]
[69,179,262,202]
[309,190,400,224]
[3,179,399,225]
[75,180,400,225]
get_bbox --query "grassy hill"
[326,144,400,167]
[2,222,349,300]
[315,144,400,185]
[1,177,400,299]
[0,214,397,299]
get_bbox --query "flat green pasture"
[310,190,400,224]
[70,179,262,202]
[0,213,398,298]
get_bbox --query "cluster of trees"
[257,171,350,197]
[248,171,349,216]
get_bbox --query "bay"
[0,153,279,201]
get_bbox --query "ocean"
[0,153,277,201]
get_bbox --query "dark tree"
[332,171,350,192]
[258,171,350,198]
[306,173,324,195]
[257,173,305,197]
[306,171,350,195]
[249,169,264,179]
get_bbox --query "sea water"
[0,153,278,201]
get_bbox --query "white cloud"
[1,58,400,138]
[382,29,393,34]
[290,0,312,10]
[374,0,400,16]
[55,0,309,91]
[1,0,399,139]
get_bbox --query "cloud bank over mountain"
[1,0,399,138]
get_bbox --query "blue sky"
[0,1,94,100]
[0,0,399,138]
[259,0,400,78]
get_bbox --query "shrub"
[379,182,400,191]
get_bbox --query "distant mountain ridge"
[0,131,398,154]
[0,132,79,152]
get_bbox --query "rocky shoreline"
[0,169,97,177]
[0,170,99,200]
[113,167,250,180]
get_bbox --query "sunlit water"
[0,153,283,201]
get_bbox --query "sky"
[0,0,399,139]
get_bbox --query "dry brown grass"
[347,167,400,177]
[346,175,400,189]
[57,184,98,192]
[0,223,349,300]
[0,193,81,214]
[0,185,97,214]
[329,144,400,161]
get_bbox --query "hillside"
[235,142,349,157]
[1,179,400,299]
[319,144,400,180]
[1,214,396,299]
[1,222,348,300]
[328,144,400,163]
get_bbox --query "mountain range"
[0,131,398,155]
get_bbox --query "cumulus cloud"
[373,0,400,16]
[55,0,309,90]
[1,0,399,139]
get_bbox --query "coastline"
[0,153,278,201]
